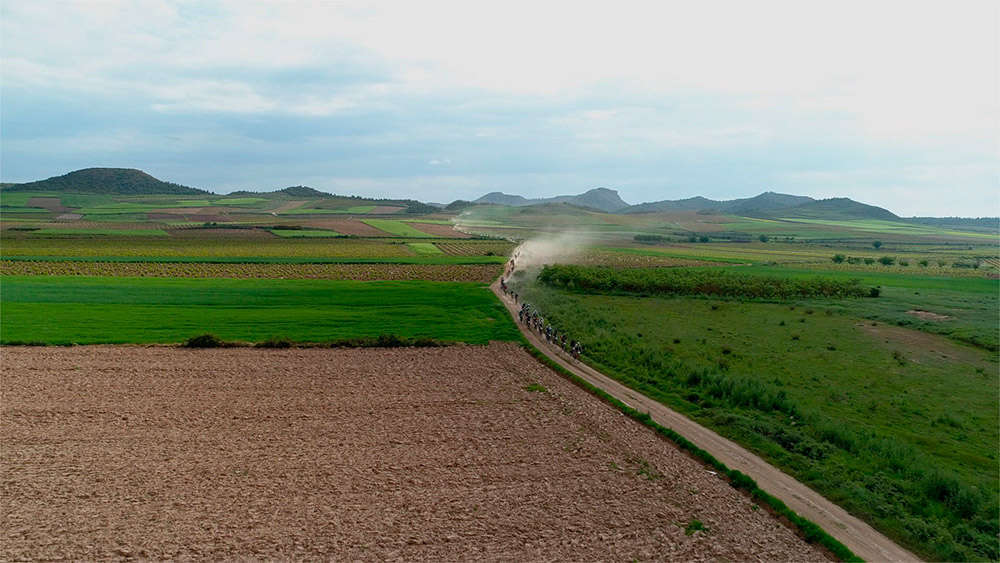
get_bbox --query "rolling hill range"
[474,187,630,212]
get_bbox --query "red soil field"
[1,344,828,561]
[406,222,473,238]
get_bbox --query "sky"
[1,1,997,216]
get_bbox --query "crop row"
[0,237,417,258]
[435,241,516,256]
[538,264,872,299]
[1,260,502,282]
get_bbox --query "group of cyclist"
[517,301,583,360]
[499,250,583,361]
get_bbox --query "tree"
[872,240,882,249]
[758,234,769,243]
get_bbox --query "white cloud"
[1,0,996,215]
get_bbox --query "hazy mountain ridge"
[474,187,630,212]
[623,191,815,214]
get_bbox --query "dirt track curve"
[492,281,921,563]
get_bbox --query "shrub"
[832,254,846,263]
[758,234,769,242]
[183,333,228,348]
[698,235,710,243]
[864,257,876,265]
[918,259,929,267]
[899,259,909,266]
[873,240,882,249]
[256,337,294,348]
[878,256,895,266]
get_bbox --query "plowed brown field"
[1,344,827,561]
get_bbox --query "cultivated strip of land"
[492,281,920,562]
[2,344,826,561]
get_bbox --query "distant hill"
[623,191,814,214]
[474,187,629,212]
[2,168,208,195]
[774,198,898,220]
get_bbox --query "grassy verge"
[519,342,861,562]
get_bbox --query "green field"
[514,269,999,561]
[362,219,435,237]
[1,276,520,345]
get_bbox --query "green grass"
[269,229,343,238]
[1,206,50,213]
[744,266,999,351]
[1,276,521,345]
[33,229,169,237]
[515,282,998,561]
[362,219,434,237]
[407,242,444,255]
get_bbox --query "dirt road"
[492,281,921,562]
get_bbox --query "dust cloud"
[506,231,595,278]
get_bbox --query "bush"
[698,235,710,243]
[873,240,882,249]
[864,257,876,265]
[919,259,929,267]
[758,234,770,242]
[634,234,667,244]
[878,256,895,266]
[183,333,228,348]
[832,254,846,263]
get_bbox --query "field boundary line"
[491,280,920,563]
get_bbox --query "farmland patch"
[0,344,827,561]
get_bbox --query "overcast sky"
[2,1,997,216]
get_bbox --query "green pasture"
[1,276,520,345]
[362,219,434,237]
[515,280,998,561]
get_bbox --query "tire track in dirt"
[491,280,921,562]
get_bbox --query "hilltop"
[2,168,208,195]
